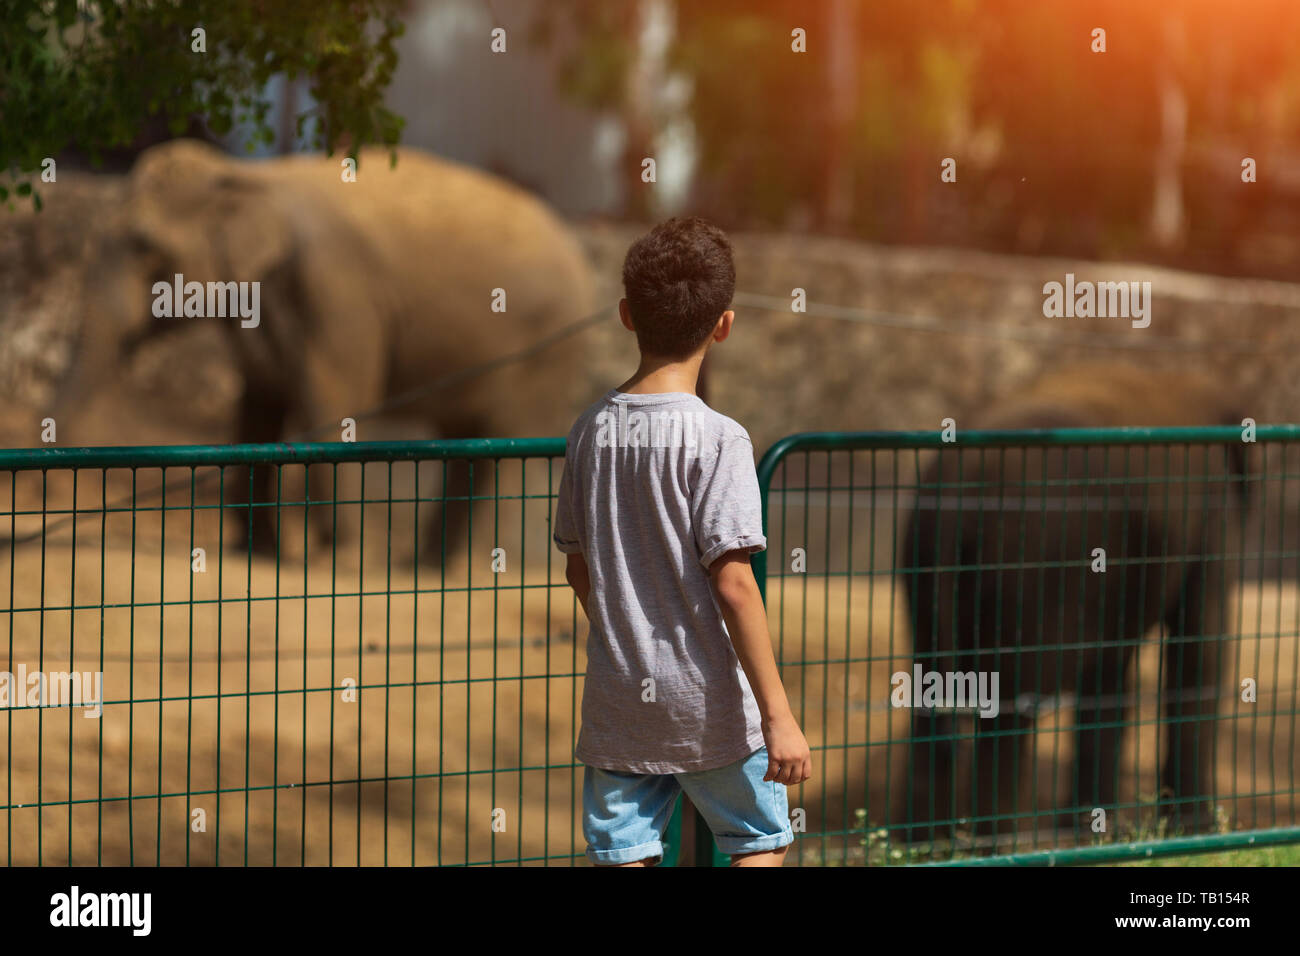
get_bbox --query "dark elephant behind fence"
[898,363,1250,845]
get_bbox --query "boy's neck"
[616,349,708,397]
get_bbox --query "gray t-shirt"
[553,388,767,773]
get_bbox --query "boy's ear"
[712,310,735,343]
[618,298,635,332]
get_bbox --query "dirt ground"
[2,475,1295,865]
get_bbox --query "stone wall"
[4,185,1300,454]
[572,221,1300,456]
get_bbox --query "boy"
[553,216,812,867]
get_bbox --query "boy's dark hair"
[621,216,736,358]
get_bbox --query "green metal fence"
[755,426,1300,865]
[0,439,623,866]
[2,429,1299,866]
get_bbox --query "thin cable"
[731,291,1271,353]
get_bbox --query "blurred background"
[4,0,1300,453]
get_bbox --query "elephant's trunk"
[1219,407,1254,510]
[51,278,134,445]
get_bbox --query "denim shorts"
[583,746,794,865]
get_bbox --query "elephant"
[51,139,599,559]
[898,362,1250,845]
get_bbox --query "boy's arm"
[709,550,812,786]
[565,552,591,618]
[554,431,588,615]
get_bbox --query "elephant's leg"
[290,343,383,554]
[421,455,494,568]
[229,385,289,556]
[305,462,339,552]
[971,709,1032,842]
[1161,559,1228,832]
[901,517,956,847]
[905,705,957,846]
[1070,641,1136,832]
[416,410,496,568]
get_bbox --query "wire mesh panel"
[755,427,1300,865]
[0,439,649,867]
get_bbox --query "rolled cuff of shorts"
[699,533,767,570]
[554,535,583,554]
[585,838,664,865]
[714,824,794,857]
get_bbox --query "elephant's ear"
[128,140,233,272]
[212,176,294,281]
[125,142,291,285]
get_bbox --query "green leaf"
[0,0,410,197]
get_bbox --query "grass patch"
[846,802,1300,866]
[1114,843,1300,866]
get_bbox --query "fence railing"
[2,428,1300,866]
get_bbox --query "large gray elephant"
[898,363,1250,845]
[52,139,598,557]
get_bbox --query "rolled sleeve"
[692,436,767,569]
[553,452,583,554]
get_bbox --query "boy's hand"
[761,710,812,785]
[708,550,812,786]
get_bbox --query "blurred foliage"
[539,0,1300,276]
[8,0,1300,274]
[528,0,631,112]
[0,0,407,208]
[674,3,825,227]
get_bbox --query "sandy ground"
[0,468,1296,865]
